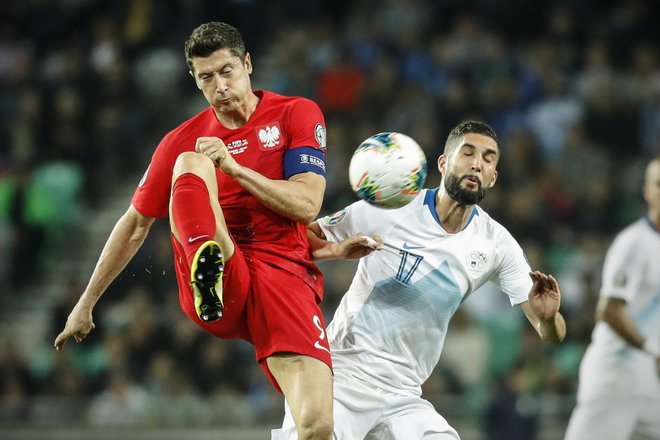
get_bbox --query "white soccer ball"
[348,132,427,209]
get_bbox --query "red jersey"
[132,90,327,295]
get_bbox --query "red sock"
[171,173,216,266]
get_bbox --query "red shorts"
[173,236,332,391]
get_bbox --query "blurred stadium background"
[0,1,658,439]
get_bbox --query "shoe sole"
[190,240,224,322]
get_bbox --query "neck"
[435,188,475,233]
[648,210,660,232]
[213,92,259,129]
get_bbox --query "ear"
[190,70,202,90]
[438,155,447,175]
[488,170,498,188]
[245,52,253,74]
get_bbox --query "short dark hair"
[184,22,246,71]
[444,120,499,155]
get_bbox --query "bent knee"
[173,151,215,180]
[298,419,333,440]
[297,412,333,440]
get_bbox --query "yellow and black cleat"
[190,240,224,322]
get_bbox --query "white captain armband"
[284,147,326,178]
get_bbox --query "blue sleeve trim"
[284,146,326,179]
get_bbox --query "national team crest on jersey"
[256,122,282,150]
[467,251,487,272]
[323,209,347,225]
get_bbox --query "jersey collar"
[424,187,479,229]
[645,214,660,234]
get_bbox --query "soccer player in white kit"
[564,157,660,440]
[273,120,567,440]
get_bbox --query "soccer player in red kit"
[54,22,333,439]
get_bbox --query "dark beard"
[445,173,486,205]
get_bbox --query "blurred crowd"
[1,0,659,437]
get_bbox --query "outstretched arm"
[519,271,566,342]
[54,204,155,350]
[307,222,382,261]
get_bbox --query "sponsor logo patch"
[188,235,210,243]
[227,139,248,154]
[138,165,150,187]
[613,271,627,288]
[300,153,325,171]
[315,123,327,149]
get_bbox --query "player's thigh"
[248,261,331,377]
[564,397,637,440]
[267,354,333,427]
[371,396,460,440]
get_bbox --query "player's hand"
[195,137,239,176]
[333,234,383,260]
[642,338,660,364]
[528,270,561,321]
[54,303,96,351]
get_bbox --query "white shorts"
[272,374,460,440]
[564,394,660,440]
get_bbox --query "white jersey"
[318,188,532,396]
[577,217,660,400]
